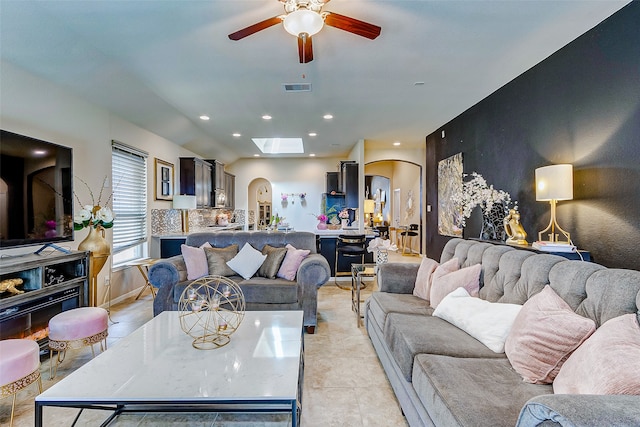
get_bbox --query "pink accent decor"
[505,285,596,384]
[0,339,40,386]
[49,307,108,341]
[277,244,311,281]
[181,244,209,280]
[430,260,482,308]
[413,257,439,300]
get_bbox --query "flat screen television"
[0,130,74,249]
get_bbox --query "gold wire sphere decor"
[178,275,245,350]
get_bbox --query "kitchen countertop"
[315,228,376,238]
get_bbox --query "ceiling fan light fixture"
[283,10,324,37]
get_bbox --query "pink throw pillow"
[430,261,480,309]
[413,257,440,300]
[181,244,209,280]
[277,244,311,281]
[505,285,596,384]
[553,313,640,395]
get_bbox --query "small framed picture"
[155,158,174,201]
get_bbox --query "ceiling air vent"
[283,83,312,93]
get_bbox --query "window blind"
[111,141,148,252]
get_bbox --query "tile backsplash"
[151,208,245,235]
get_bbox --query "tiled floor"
[3,252,419,426]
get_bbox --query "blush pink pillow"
[553,313,640,395]
[277,244,311,281]
[181,244,210,280]
[505,285,596,384]
[413,257,440,300]
[430,261,480,309]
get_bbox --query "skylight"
[252,138,304,154]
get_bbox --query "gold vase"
[78,225,111,306]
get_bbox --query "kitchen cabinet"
[206,159,226,208]
[179,157,212,207]
[340,161,359,208]
[224,172,235,209]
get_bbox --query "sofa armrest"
[517,394,640,427]
[377,263,419,294]
[148,255,183,316]
[296,253,330,332]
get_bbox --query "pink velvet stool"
[48,307,109,379]
[0,339,42,426]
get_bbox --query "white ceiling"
[0,0,630,163]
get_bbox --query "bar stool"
[48,307,109,379]
[400,224,419,255]
[334,234,367,290]
[0,339,42,427]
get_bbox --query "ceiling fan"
[228,0,381,63]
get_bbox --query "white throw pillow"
[226,242,267,280]
[433,287,522,353]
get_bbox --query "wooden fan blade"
[297,34,314,63]
[324,12,381,40]
[228,16,282,41]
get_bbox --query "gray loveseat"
[365,238,640,426]
[148,231,330,333]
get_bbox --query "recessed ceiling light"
[393,141,401,146]
[262,115,272,120]
[323,114,333,120]
[253,154,260,157]
[252,137,304,154]
[33,149,47,156]
[309,153,316,157]
[232,133,241,137]
[308,132,317,137]
[199,115,210,121]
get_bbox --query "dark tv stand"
[34,243,71,255]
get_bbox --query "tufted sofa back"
[185,231,317,254]
[441,238,640,327]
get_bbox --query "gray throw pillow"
[204,244,238,277]
[257,245,288,279]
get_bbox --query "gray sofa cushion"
[204,244,238,276]
[257,244,287,279]
[384,313,504,382]
[367,291,433,333]
[172,276,298,305]
[413,354,552,427]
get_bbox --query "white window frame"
[111,141,148,267]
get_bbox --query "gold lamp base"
[538,199,571,243]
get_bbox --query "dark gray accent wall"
[425,2,640,270]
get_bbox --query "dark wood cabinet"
[340,161,359,208]
[224,172,235,209]
[179,157,212,207]
[326,172,339,193]
[205,159,226,208]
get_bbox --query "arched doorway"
[248,178,272,229]
[365,160,422,255]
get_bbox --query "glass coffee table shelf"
[351,263,376,327]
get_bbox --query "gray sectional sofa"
[148,231,330,333]
[365,238,640,426]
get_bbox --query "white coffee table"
[35,310,304,426]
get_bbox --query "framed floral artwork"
[155,158,174,201]
[437,152,463,237]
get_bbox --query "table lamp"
[535,164,573,243]
[173,195,197,233]
[364,199,375,228]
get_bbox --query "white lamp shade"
[535,164,573,201]
[283,10,324,37]
[173,195,197,209]
[364,199,375,214]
